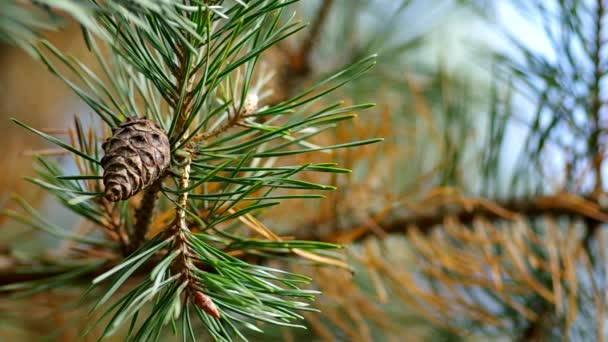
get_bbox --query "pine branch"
[296,193,608,243]
[590,0,605,198]
[0,253,262,288]
[514,2,607,338]
[5,191,600,289]
[290,0,334,77]
[273,0,335,103]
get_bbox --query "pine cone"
[101,118,170,202]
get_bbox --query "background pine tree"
[1,0,606,341]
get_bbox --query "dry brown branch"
[295,193,608,243]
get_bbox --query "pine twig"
[169,151,196,294]
[168,150,221,317]
[184,95,256,152]
[130,180,162,251]
[276,0,334,102]
[169,151,193,279]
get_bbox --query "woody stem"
[129,45,194,253]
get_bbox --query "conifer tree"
[4,0,606,341]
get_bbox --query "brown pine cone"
[101,118,170,202]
